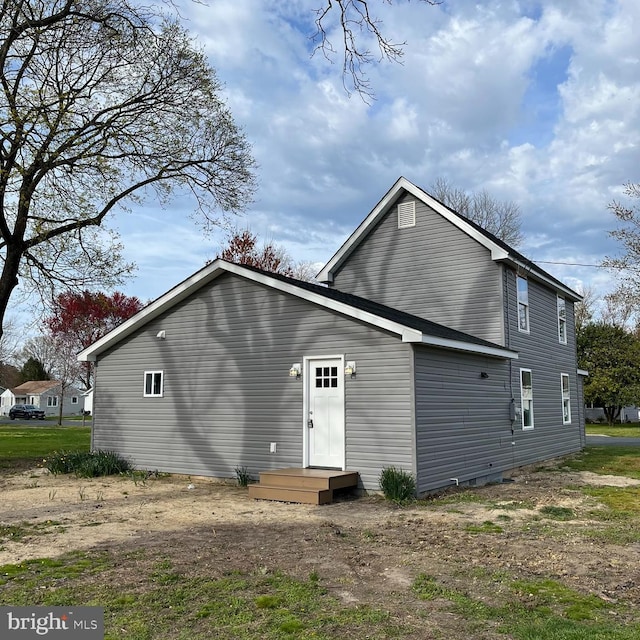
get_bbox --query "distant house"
[1,380,84,416]
[79,177,585,497]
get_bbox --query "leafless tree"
[430,177,524,247]
[573,284,598,334]
[604,182,640,289]
[0,0,256,339]
[311,0,441,100]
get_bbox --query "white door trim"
[302,354,346,470]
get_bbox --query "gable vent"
[397,201,416,229]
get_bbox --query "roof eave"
[418,334,519,359]
[79,260,512,362]
[317,177,582,302]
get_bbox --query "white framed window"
[144,371,164,397]
[561,374,571,424]
[71,396,78,405]
[520,369,534,430]
[47,396,59,407]
[517,276,530,333]
[557,296,567,344]
[29,396,36,405]
[397,201,416,229]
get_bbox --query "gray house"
[1,380,84,416]
[79,177,585,500]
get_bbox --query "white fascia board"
[237,265,517,358]
[577,369,589,377]
[223,262,423,341]
[419,334,519,359]
[317,177,509,282]
[78,260,421,362]
[508,257,582,301]
[79,259,510,362]
[316,177,407,282]
[78,261,227,361]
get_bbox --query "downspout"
[504,267,516,468]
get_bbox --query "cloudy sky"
[112,0,639,303]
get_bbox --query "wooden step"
[248,484,333,505]
[248,468,359,505]
[258,468,359,491]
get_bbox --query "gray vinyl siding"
[414,347,513,493]
[92,273,414,491]
[504,269,582,465]
[331,193,505,344]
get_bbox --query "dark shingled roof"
[236,263,512,353]
[411,187,579,297]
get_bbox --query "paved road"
[586,435,640,447]
[0,417,89,427]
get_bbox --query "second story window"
[557,296,567,344]
[517,276,530,333]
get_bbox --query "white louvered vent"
[397,201,416,229]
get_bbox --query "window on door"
[315,366,338,388]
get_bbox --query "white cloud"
[106,0,639,308]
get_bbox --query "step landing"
[248,468,359,505]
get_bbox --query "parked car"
[9,404,46,420]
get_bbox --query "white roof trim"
[421,335,518,359]
[316,177,580,301]
[78,260,517,362]
[577,369,589,377]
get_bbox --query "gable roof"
[10,380,60,395]
[78,260,518,362]
[316,176,581,301]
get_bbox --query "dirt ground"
[2,463,640,629]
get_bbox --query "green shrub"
[235,466,252,487]
[44,450,131,478]
[379,466,416,503]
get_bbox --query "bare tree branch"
[0,1,256,337]
[311,0,440,100]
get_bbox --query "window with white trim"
[517,276,530,332]
[144,371,164,397]
[397,201,416,229]
[71,396,78,405]
[520,369,534,430]
[557,296,567,344]
[561,374,571,424]
[47,396,59,407]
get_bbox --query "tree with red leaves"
[218,230,295,276]
[46,291,143,390]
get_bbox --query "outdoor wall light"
[345,361,356,377]
[480,371,489,379]
[156,330,166,340]
[289,363,301,378]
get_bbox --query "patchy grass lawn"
[1,431,640,639]
[562,446,640,479]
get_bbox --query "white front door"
[306,357,345,469]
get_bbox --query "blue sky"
[99,0,640,304]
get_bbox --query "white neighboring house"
[0,380,84,417]
[82,388,93,415]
